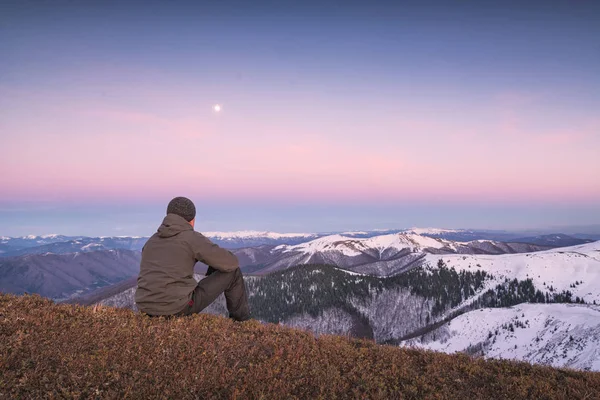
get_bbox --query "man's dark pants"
[181,267,250,321]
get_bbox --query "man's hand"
[206,266,217,276]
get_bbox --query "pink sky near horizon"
[2,81,599,207]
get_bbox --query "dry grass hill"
[1,294,599,399]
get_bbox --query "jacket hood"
[157,214,193,238]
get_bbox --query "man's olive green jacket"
[135,213,239,315]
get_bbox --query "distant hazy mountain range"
[201,231,319,247]
[0,236,147,257]
[0,250,141,301]
[0,229,594,301]
[0,229,592,257]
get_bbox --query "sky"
[1,0,599,236]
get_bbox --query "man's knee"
[229,267,244,285]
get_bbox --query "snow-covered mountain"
[236,232,552,276]
[406,303,600,372]
[424,240,600,304]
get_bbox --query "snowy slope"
[258,232,551,276]
[276,235,365,257]
[425,240,600,303]
[407,303,600,371]
[277,233,456,255]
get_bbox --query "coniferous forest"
[246,260,582,327]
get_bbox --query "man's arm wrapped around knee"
[191,231,239,272]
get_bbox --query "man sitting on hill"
[135,196,250,321]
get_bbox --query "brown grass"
[1,294,599,399]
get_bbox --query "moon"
[213,104,222,112]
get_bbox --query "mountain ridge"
[238,232,555,276]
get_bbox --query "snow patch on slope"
[407,303,600,371]
[40,234,61,239]
[81,243,103,251]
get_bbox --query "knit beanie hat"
[167,196,196,222]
